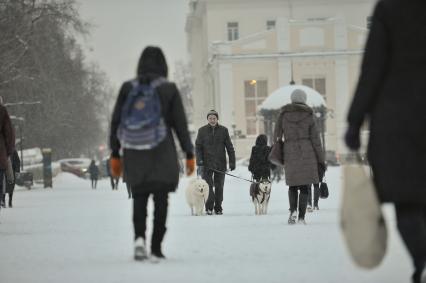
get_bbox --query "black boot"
[8,193,13,208]
[412,261,426,283]
[151,227,167,260]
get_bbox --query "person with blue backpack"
[109,46,195,261]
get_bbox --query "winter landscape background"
[0,164,411,283]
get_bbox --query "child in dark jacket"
[248,134,274,182]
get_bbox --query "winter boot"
[150,248,166,263]
[134,237,148,261]
[412,262,426,283]
[288,211,296,225]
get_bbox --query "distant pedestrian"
[273,89,325,225]
[88,160,99,189]
[109,46,194,261]
[271,166,282,183]
[345,1,426,282]
[195,110,236,215]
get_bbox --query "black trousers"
[395,203,426,274]
[203,169,225,212]
[288,185,309,218]
[133,191,168,252]
[308,183,320,207]
[91,178,97,189]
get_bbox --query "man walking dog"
[196,110,236,215]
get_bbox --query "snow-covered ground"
[0,166,412,283]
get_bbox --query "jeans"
[203,169,225,212]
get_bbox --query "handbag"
[341,155,387,269]
[268,140,284,167]
[319,181,329,199]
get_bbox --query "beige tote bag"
[341,159,387,269]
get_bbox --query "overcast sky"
[76,0,189,90]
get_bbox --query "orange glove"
[186,158,195,176]
[110,157,122,178]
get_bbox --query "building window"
[244,80,267,136]
[302,77,326,99]
[227,22,239,41]
[266,20,276,30]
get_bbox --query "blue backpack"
[117,78,167,150]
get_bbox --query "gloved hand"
[186,158,195,176]
[110,156,122,178]
[345,125,361,150]
[229,164,236,171]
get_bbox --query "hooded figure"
[273,89,325,224]
[109,46,194,261]
[248,134,273,181]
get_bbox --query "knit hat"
[206,109,219,119]
[290,89,307,104]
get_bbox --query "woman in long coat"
[345,1,426,282]
[274,89,325,224]
[110,46,194,261]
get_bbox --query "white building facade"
[186,0,377,158]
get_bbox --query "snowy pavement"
[0,166,412,283]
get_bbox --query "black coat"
[110,77,193,193]
[248,135,272,181]
[195,124,235,171]
[347,0,426,204]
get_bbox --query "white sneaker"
[298,218,307,225]
[307,206,313,213]
[134,238,148,261]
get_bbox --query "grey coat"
[195,124,236,171]
[275,103,324,186]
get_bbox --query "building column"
[335,57,350,155]
[217,62,234,129]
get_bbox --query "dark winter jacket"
[195,124,235,171]
[347,0,426,204]
[88,163,99,179]
[248,135,272,181]
[0,105,14,170]
[275,103,324,186]
[110,47,194,193]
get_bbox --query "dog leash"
[202,166,255,183]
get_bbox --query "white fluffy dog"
[250,179,272,215]
[185,178,209,216]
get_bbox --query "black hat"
[206,109,219,119]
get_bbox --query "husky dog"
[185,178,209,216]
[250,178,272,215]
